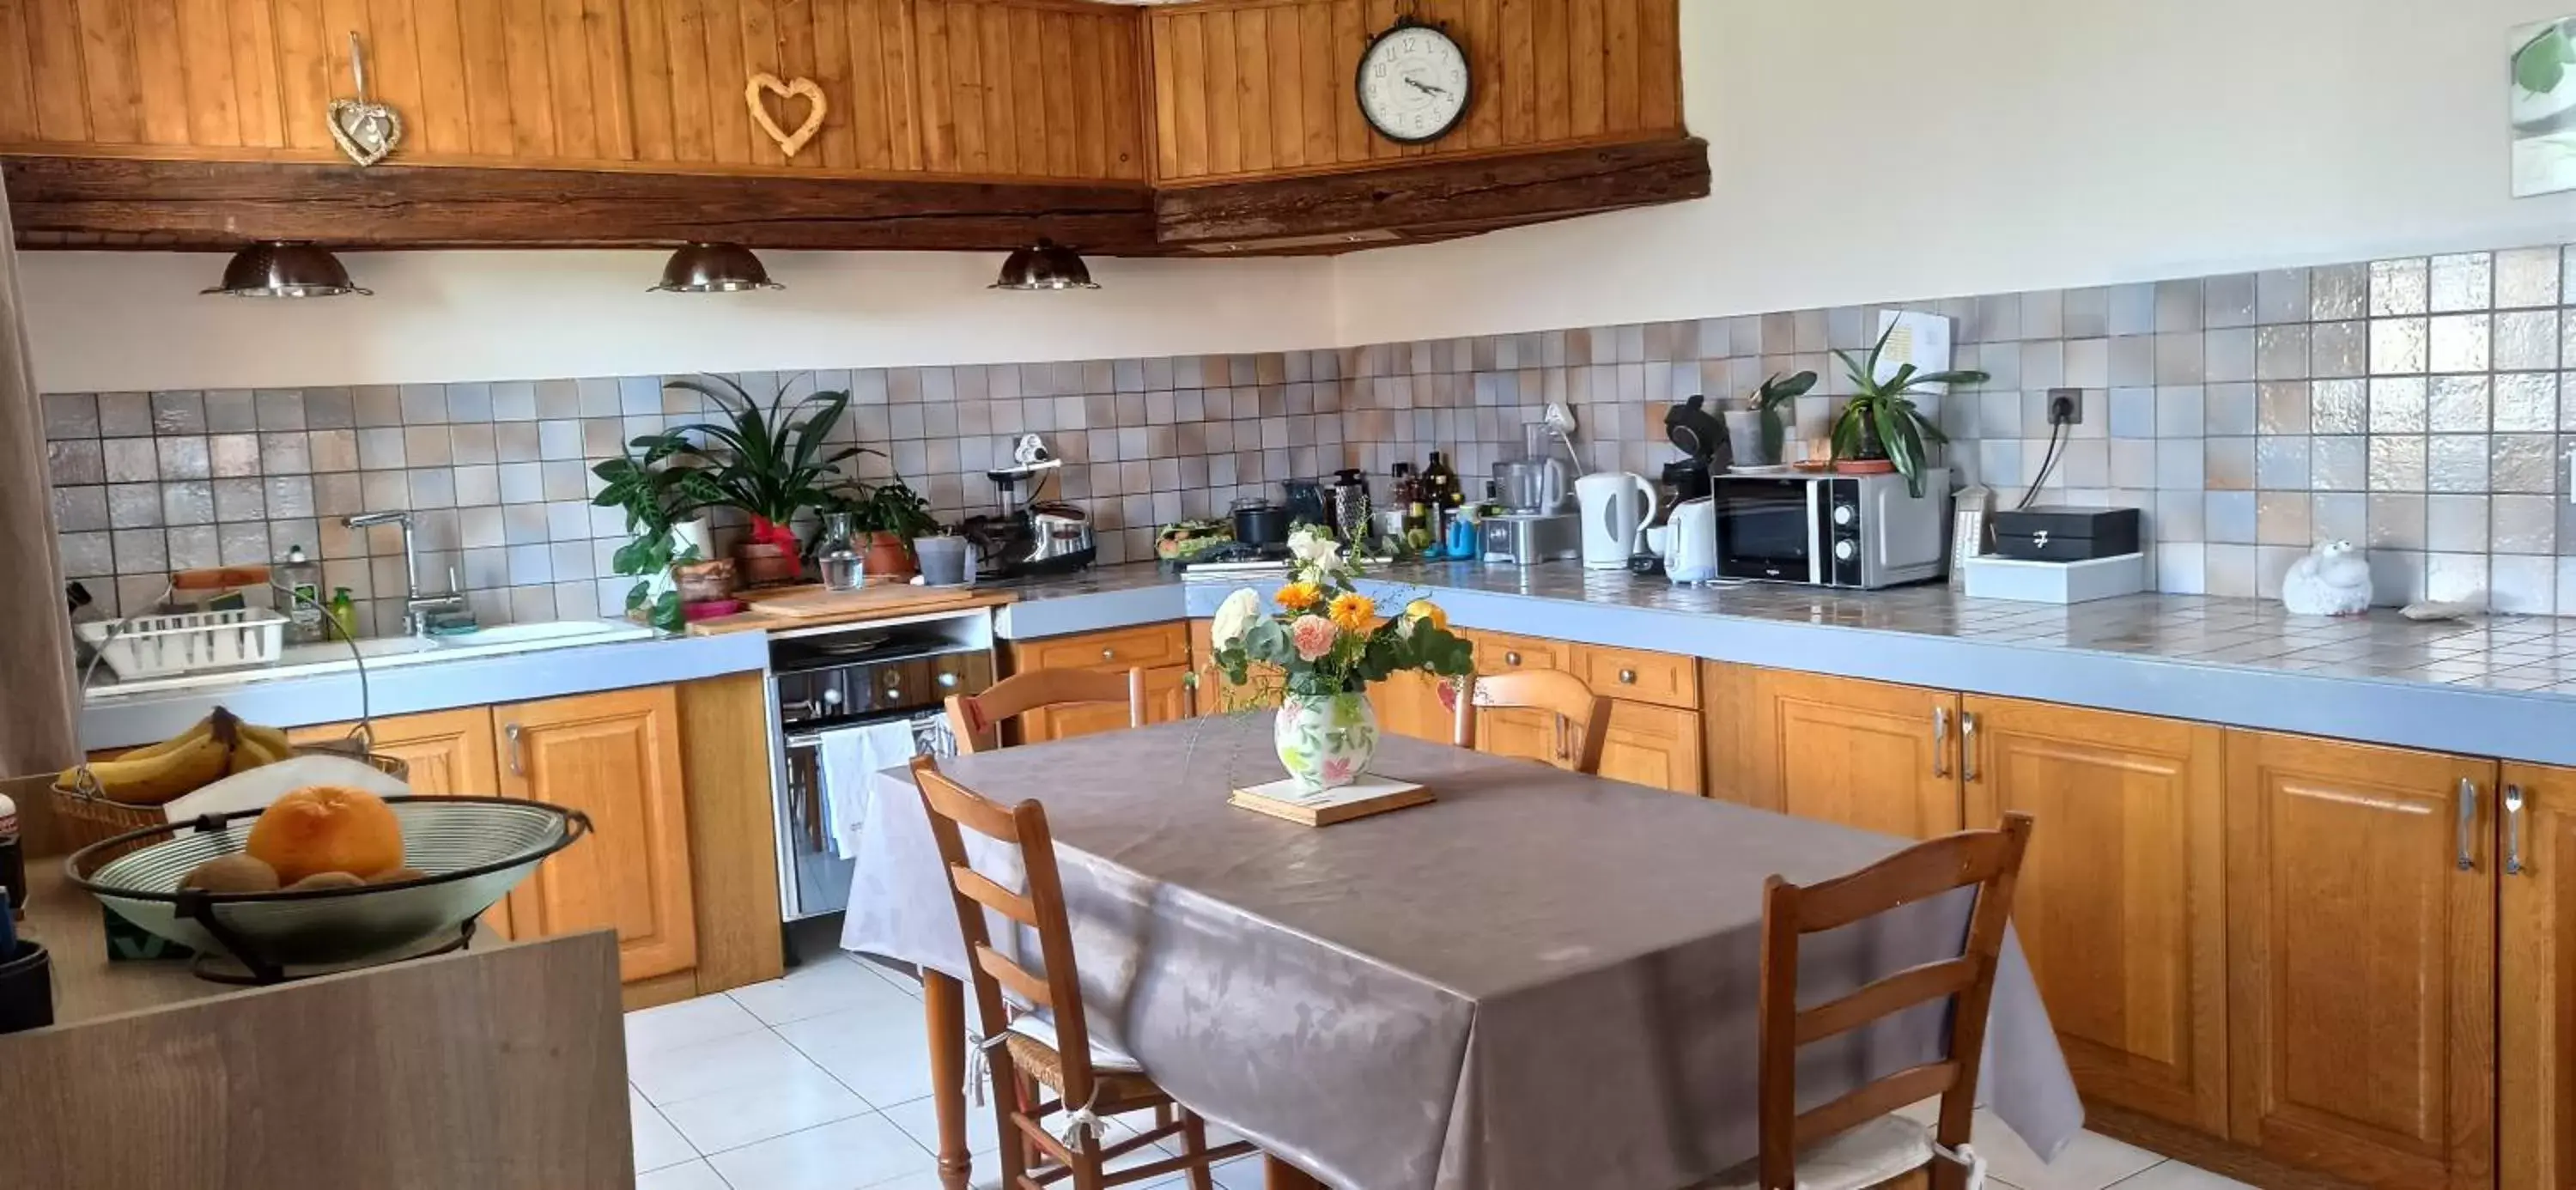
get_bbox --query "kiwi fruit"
[364,866,429,886]
[178,853,282,894]
[286,871,367,890]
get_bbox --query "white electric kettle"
[1662,497,1720,584]
[1575,471,1659,570]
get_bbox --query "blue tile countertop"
[997,561,2576,768]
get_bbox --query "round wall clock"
[1355,18,1472,145]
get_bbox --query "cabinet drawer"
[1018,622,1189,672]
[1571,645,1698,709]
[1465,629,1569,677]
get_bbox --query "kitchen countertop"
[989,561,2576,768]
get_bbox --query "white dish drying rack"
[76,607,289,678]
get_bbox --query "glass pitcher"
[817,512,863,592]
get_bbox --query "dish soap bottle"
[276,544,325,643]
[327,587,361,642]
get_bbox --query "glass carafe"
[817,512,863,592]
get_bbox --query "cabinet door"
[1370,669,1458,743]
[1961,695,2227,1135]
[288,707,500,797]
[1467,706,1564,767]
[1743,669,1961,838]
[495,687,698,985]
[2502,762,2576,1190]
[1190,617,1279,717]
[1141,665,1191,724]
[1596,701,1703,794]
[2226,732,2493,1190]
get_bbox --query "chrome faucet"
[343,510,477,637]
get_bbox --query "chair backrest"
[945,666,1147,754]
[909,755,1109,1108]
[1449,670,1610,775]
[1754,813,2034,1190]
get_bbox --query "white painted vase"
[1273,692,1379,792]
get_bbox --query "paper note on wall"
[1875,310,1958,392]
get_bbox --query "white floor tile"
[854,955,928,1000]
[659,1065,873,1155]
[632,1026,836,1108]
[631,1086,699,1174]
[626,994,768,1059]
[732,956,924,1028]
[2108,1163,2255,1190]
[704,1112,937,1190]
[635,1159,730,1190]
[880,1093,1004,1158]
[1975,1113,2162,1190]
[776,999,941,1108]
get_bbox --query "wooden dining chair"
[1708,813,2035,1190]
[946,666,1148,754]
[1450,670,1611,775]
[911,756,1256,1190]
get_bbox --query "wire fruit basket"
[52,737,408,864]
[65,797,590,984]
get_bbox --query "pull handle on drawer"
[1931,707,1950,779]
[2458,778,2479,871]
[1617,668,1637,684]
[2506,784,2528,877]
[1959,712,1980,782]
[1504,651,1522,666]
[506,723,526,777]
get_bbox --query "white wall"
[20,248,1338,393]
[1333,0,2576,344]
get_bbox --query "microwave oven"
[1706,469,1950,589]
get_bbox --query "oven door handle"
[784,733,827,855]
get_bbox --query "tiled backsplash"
[40,240,2576,629]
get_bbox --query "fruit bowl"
[65,797,589,983]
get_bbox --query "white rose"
[1286,526,1350,580]
[1211,588,1262,649]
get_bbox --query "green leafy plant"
[1830,322,1987,497]
[2520,21,2574,95]
[1206,529,1476,701]
[1749,369,1819,464]
[592,435,723,632]
[643,374,868,550]
[831,476,939,541]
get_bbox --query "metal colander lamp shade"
[992,240,1100,291]
[202,242,371,298]
[650,243,786,293]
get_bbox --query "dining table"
[844,715,2083,1190]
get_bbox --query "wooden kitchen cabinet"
[287,707,500,797]
[2225,731,2494,1190]
[494,686,699,986]
[1733,666,1962,838]
[1010,622,1191,744]
[2501,762,2576,1190]
[1596,701,1703,795]
[1960,695,2229,1135]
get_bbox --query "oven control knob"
[1833,539,1857,562]
[938,672,958,689]
[1831,502,1856,527]
[822,688,842,707]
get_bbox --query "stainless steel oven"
[771,618,994,923]
[1711,469,1951,589]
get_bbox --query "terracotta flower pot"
[735,542,803,586]
[863,531,917,580]
[1833,458,1897,475]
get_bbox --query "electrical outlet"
[1544,402,1577,434]
[2047,388,2081,426]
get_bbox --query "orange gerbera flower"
[1328,592,1376,634]
[1276,581,1324,612]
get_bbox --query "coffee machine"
[961,434,1095,580]
[1632,397,1728,575]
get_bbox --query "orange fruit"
[246,786,405,884]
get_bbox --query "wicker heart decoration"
[745,73,828,160]
[328,98,402,167]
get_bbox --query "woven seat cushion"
[1699,1116,1934,1190]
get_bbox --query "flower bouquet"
[1206,527,1475,791]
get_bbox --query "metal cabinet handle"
[1618,668,1637,684]
[2458,778,2479,871]
[506,723,526,777]
[1931,707,1950,778]
[1101,647,1115,661]
[1505,651,1522,666]
[2506,784,2529,877]
[1960,712,1981,782]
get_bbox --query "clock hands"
[1405,76,1452,99]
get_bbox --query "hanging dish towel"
[818,718,925,859]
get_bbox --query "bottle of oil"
[1423,452,1463,511]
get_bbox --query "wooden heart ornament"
[327,97,403,167]
[745,73,828,159]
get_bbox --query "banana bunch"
[61,707,301,806]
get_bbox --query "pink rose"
[1291,615,1340,661]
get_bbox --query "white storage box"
[77,607,288,677]
[1962,552,2147,604]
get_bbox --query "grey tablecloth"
[846,718,2081,1190]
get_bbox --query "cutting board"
[686,582,1012,634]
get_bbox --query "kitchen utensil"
[1575,471,1660,570]
[77,607,289,679]
[53,743,410,865]
[1948,484,1995,587]
[68,797,590,983]
[1664,497,1720,584]
[1231,498,1291,549]
[1496,457,1570,514]
[1327,469,1374,543]
[1445,513,1481,559]
[1284,479,1328,529]
[914,536,972,587]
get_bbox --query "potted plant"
[1206,528,1476,792]
[645,374,867,586]
[1830,323,1987,495]
[1747,369,1819,466]
[592,436,723,632]
[829,477,939,579]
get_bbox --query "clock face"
[1356,25,1471,144]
